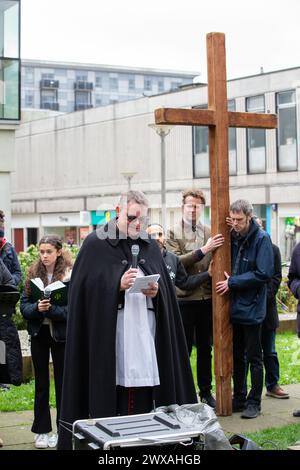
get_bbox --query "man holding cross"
[216,199,274,418]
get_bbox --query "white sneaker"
[35,433,49,449]
[48,433,58,448]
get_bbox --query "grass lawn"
[243,423,300,450]
[0,331,299,412]
[190,330,300,393]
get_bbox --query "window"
[95,95,102,106]
[0,1,19,57]
[95,76,102,88]
[0,1,20,120]
[246,95,266,174]
[25,93,34,108]
[277,90,297,171]
[158,80,164,92]
[0,59,19,119]
[193,105,209,177]
[193,102,237,178]
[109,77,118,91]
[24,67,34,85]
[76,73,88,81]
[41,72,54,80]
[128,78,135,91]
[144,78,152,91]
[228,99,237,175]
[75,91,89,106]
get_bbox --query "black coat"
[58,222,197,450]
[263,244,282,331]
[163,249,210,290]
[288,241,300,337]
[20,292,68,342]
[0,259,22,385]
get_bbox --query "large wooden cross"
[155,32,277,416]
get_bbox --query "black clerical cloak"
[58,222,197,449]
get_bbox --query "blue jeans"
[261,327,280,391]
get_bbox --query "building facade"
[21,59,197,113]
[12,65,300,261]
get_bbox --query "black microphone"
[131,244,140,269]
[43,287,51,300]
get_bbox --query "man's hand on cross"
[216,271,230,295]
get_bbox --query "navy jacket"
[228,219,274,325]
[0,241,22,286]
[287,241,300,338]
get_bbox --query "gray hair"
[118,190,149,209]
[230,199,253,216]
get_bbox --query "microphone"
[43,287,51,300]
[131,244,140,269]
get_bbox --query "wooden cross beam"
[155,32,277,416]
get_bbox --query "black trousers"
[179,299,213,396]
[31,325,65,434]
[116,386,154,416]
[233,323,263,407]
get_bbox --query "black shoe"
[0,384,10,392]
[241,404,261,419]
[232,399,246,413]
[293,409,300,417]
[201,393,216,409]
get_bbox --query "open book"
[30,278,68,306]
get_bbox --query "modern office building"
[11,64,300,261]
[0,0,21,238]
[21,59,198,113]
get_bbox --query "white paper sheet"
[127,274,160,294]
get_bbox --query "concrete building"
[11,65,300,261]
[0,0,21,239]
[21,59,198,113]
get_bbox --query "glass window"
[277,90,297,171]
[75,91,89,106]
[228,99,237,175]
[0,58,19,119]
[246,95,266,174]
[76,73,88,81]
[25,93,34,107]
[128,78,135,91]
[95,76,102,88]
[158,80,164,92]
[41,72,54,80]
[193,102,237,178]
[193,105,209,177]
[144,78,152,91]
[95,95,102,106]
[109,77,118,91]
[171,81,181,90]
[0,1,19,58]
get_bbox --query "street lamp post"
[148,124,173,229]
[121,171,137,191]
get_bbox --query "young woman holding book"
[20,235,72,449]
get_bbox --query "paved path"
[1,384,300,450]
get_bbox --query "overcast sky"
[21,0,300,80]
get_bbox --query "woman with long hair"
[21,235,72,449]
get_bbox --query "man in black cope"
[58,191,197,450]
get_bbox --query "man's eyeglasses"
[127,215,149,224]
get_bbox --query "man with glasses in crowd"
[58,190,197,450]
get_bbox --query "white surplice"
[116,267,160,387]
